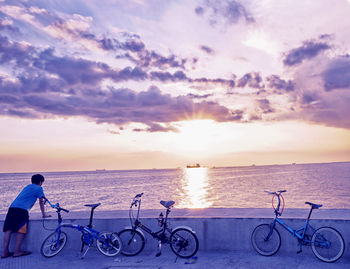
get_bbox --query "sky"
[0,0,350,172]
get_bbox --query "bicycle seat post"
[84,203,101,228]
[307,207,313,221]
[88,208,94,228]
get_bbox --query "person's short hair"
[31,174,45,184]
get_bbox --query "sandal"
[1,252,14,259]
[13,251,32,258]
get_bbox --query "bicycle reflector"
[272,194,285,216]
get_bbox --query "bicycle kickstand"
[80,243,90,259]
[155,240,162,257]
[297,242,302,254]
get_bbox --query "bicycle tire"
[41,231,68,258]
[311,226,344,262]
[251,224,281,256]
[118,229,145,256]
[169,228,199,258]
[97,232,122,257]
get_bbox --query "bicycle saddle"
[160,200,175,209]
[84,203,101,209]
[305,202,322,209]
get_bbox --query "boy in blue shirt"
[1,174,51,258]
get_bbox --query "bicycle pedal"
[155,251,162,257]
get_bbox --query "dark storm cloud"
[195,0,255,26]
[323,56,350,91]
[283,41,331,66]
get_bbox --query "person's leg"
[2,231,12,257]
[14,232,25,256]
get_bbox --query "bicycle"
[251,190,345,263]
[41,199,122,258]
[118,193,199,258]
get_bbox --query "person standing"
[1,174,51,258]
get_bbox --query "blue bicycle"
[41,199,122,258]
[251,190,345,263]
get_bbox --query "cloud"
[0,17,20,34]
[236,72,263,89]
[0,3,188,71]
[0,60,245,132]
[279,52,350,129]
[322,55,350,91]
[200,45,214,54]
[256,99,274,114]
[195,0,255,26]
[266,75,295,93]
[283,40,331,66]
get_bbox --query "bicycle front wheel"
[118,229,145,256]
[251,224,281,256]
[41,231,67,258]
[97,232,122,256]
[311,226,344,262]
[170,228,199,258]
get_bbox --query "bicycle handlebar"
[135,193,143,199]
[130,193,144,208]
[264,190,286,195]
[264,190,286,216]
[45,198,69,213]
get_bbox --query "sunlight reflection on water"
[178,167,213,208]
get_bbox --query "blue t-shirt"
[10,184,45,211]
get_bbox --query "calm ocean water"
[1,162,349,214]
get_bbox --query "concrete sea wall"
[1,208,349,259]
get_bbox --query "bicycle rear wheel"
[311,226,344,262]
[251,224,281,256]
[118,229,145,256]
[97,232,122,257]
[170,228,199,258]
[41,231,67,257]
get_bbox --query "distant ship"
[96,169,107,172]
[186,164,201,168]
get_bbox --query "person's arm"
[39,197,51,218]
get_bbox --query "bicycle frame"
[270,216,316,243]
[45,200,112,256]
[267,193,329,249]
[130,195,172,243]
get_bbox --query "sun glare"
[172,120,225,154]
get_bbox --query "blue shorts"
[3,207,29,234]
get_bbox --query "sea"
[1,162,349,214]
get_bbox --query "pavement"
[1,247,349,269]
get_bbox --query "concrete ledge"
[1,208,349,259]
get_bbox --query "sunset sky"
[1,0,350,172]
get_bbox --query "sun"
[168,119,232,156]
